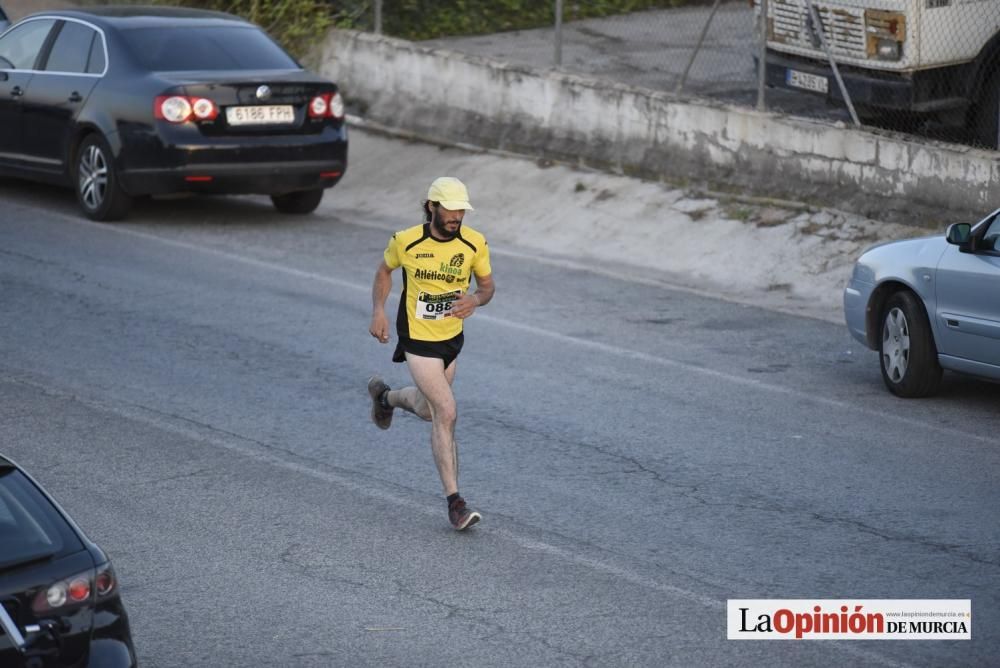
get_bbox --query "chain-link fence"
[756,0,1000,150]
[408,2,764,109]
[364,0,1000,151]
[7,0,998,150]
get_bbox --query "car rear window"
[0,468,83,571]
[120,25,299,72]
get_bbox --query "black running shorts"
[393,333,465,368]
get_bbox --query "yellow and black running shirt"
[384,223,492,342]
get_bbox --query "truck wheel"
[878,291,942,398]
[970,69,1000,149]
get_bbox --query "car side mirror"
[946,223,972,247]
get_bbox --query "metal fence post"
[676,0,723,93]
[757,0,768,111]
[804,0,860,126]
[554,0,563,66]
[375,0,383,34]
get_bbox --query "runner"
[368,177,495,530]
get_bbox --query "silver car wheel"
[78,144,108,211]
[882,306,910,383]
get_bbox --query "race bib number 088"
[416,290,461,320]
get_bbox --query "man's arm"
[370,260,394,343]
[471,272,495,307]
[452,272,495,320]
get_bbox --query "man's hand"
[451,293,480,320]
[370,312,390,343]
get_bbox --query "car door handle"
[68,91,82,103]
[10,85,23,97]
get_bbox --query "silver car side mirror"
[945,222,972,247]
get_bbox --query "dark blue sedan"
[0,6,347,220]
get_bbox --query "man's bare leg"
[385,363,455,419]
[399,354,459,495]
[375,358,477,528]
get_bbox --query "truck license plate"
[786,69,829,94]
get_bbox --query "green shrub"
[128,0,695,54]
[367,1,688,41]
[152,0,334,57]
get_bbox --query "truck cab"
[755,0,1000,148]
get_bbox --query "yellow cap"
[427,177,473,211]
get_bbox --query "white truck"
[756,0,1000,148]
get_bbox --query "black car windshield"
[120,25,299,72]
[0,469,82,571]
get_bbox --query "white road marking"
[3,202,952,666]
[31,206,996,450]
[2,368,912,668]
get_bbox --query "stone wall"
[318,29,1000,224]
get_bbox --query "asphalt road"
[1,175,998,667]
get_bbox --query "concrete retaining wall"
[317,29,1000,224]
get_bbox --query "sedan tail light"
[155,95,218,123]
[34,569,92,613]
[32,563,118,614]
[155,95,192,123]
[308,94,328,118]
[308,92,345,120]
[191,97,218,120]
[328,92,345,119]
[95,563,117,596]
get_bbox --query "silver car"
[844,209,1000,397]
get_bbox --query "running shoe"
[367,375,393,430]
[448,496,481,530]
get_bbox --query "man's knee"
[431,401,457,425]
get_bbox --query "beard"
[432,210,461,239]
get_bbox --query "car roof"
[0,453,15,469]
[21,6,253,30]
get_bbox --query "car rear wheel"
[75,134,132,221]
[270,188,324,215]
[879,291,942,398]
